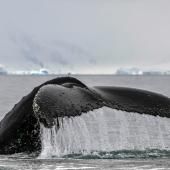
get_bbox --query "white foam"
[39,107,170,158]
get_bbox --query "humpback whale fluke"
[0,77,170,154]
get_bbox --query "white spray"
[39,107,170,158]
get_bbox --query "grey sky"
[0,0,170,73]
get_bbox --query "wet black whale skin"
[0,77,87,154]
[0,77,170,154]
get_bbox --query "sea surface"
[1,75,170,170]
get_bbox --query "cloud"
[0,0,170,73]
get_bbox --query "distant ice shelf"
[10,68,50,75]
[115,67,170,75]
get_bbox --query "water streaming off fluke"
[39,107,170,158]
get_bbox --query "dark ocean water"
[1,75,170,170]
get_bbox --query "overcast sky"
[0,0,170,73]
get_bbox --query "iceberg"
[115,68,143,75]
[0,65,8,75]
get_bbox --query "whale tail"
[1,77,170,155]
[0,77,88,154]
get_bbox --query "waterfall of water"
[39,107,170,158]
